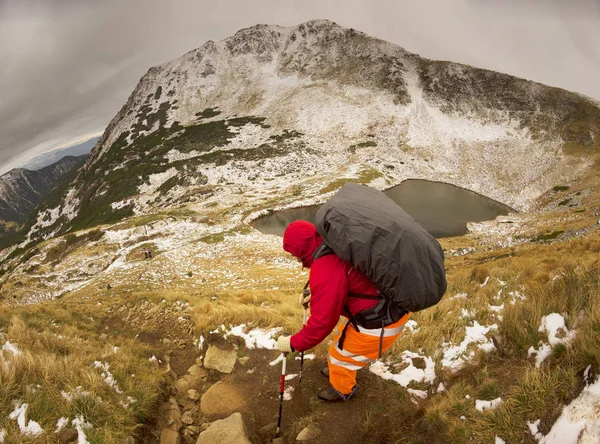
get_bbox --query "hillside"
[0,19,599,444]
[0,155,87,249]
[14,19,598,247]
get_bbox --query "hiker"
[276,220,410,402]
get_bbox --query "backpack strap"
[312,242,334,262]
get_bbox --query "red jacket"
[283,221,379,352]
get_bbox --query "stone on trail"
[200,381,247,416]
[196,413,251,444]
[58,427,78,443]
[257,422,278,441]
[160,428,181,444]
[181,410,194,425]
[188,389,200,401]
[296,424,323,441]
[204,345,237,373]
[187,364,207,379]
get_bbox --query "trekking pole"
[299,284,310,382]
[276,352,288,438]
[299,305,307,382]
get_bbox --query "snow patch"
[8,401,44,437]
[475,397,503,412]
[370,351,436,387]
[221,324,282,349]
[441,321,498,370]
[93,361,123,394]
[538,375,600,443]
[138,167,179,194]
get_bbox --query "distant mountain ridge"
[17,19,600,245]
[21,137,99,171]
[0,155,86,227]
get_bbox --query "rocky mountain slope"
[0,155,86,248]
[18,19,599,247]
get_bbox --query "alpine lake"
[251,180,514,238]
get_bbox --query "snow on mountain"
[19,19,600,245]
[0,156,86,226]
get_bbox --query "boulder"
[296,424,322,441]
[204,345,237,373]
[200,381,247,416]
[196,413,251,444]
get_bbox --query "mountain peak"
[19,20,600,245]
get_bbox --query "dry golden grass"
[1,171,600,442]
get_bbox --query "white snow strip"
[437,382,446,393]
[441,321,498,370]
[489,304,504,313]
[138,167,178,194]
[8,401,44,437]
[528,343,553,368]
[295,354,315,360]
[224,324,282,349]
[283,386,294,401]
[56,417,69,433]
[539,375,600,444]
[72,415,93,444]
[495,437,506,444]
[404,320,419,332]
[0,429,5,443]
[408,388,428,399]
[370,351,436,387]
[285,374,298,381]
[527,419,542,440]
[475,397,503,412]
[93,361,123,394]
[61,386,92,402]
[539,313,576,346]
[480,277,490,287]
[449,293,468,301]
[2,340,21,356]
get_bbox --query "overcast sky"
[1,0,599,175]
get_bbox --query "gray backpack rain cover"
[315,183,447,312]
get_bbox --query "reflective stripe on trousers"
[327,313,409,395]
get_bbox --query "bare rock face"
[203,345,237,373]
[196,413,251,444]
[200,381,247,417]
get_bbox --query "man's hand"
[299,289,311,309]
[276,336,294,353]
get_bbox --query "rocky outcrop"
[200,381,248,417]
[196,413,251,444]
[203,345,237,373]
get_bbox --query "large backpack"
[314,183,447,323]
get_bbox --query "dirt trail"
[213,349,422,444]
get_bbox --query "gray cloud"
[1,0,599,174]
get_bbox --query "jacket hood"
[282,220,322,268]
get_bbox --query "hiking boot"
[317,385,356,402]
[320,367,329,378]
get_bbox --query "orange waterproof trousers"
[327,314,410,396]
